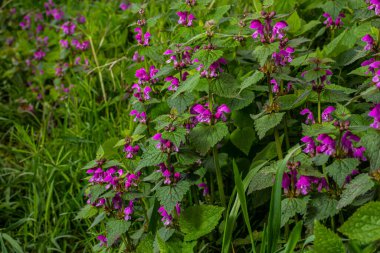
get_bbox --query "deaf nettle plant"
[67,0,380,252]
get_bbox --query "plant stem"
[213,146,226,207]
[317,92,321,124]
[274,127,283,160]
[284,115,290,150]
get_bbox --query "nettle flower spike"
[61,21,76,35]
[270,79,280,94]
[130,110,146,124]
[316,134,336,156]
[300,108,315,125]
[134,27,150,46]
[198,182,209,196]
[124,200,134,220]
[322,106,336,122]
[123,144,139,159]
[272,46,294,66]
[177,11,196,27]
[341,131,367,161]
[362,34,376,51]
[152,133,179,153]
[301,136,316,156]
[368,0,380,15]
[197,58,227,78]
[249,12,288,44]
[323,12,344,29]
[369,104,380,129]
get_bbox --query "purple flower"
[152,133,178,153]
[130,110,146,123]
[134,27,150,46]
[215,104,231,121]
[123,144,139,159]
[270,79,280,94]
[59,39,69,49]
[272,47,294,66]
[191,104,212,124]
[175,203,181,216]
[198,182,209,196]
[272,21,288,40]
[112,193,122,210]
[165,76,179,91]
[125,172,141,189]
[34,50,46,61]
[323,12,344,28]
[300,108,315,125]
[301,136,316,156]
[132,51,144,62]
[124,200,134,220]
[120,2,131,11]
[50,9,64,20]
[20,15,31,30]
[177,11,196,26]
[72,39,90,51]
[158,206,173,226]
[97,235,107,247]
[61,22,76,35]
[362,34,375,51]
[249,20,264,40]
[77,15,86,24]
[368,0,380,15]
[369,104,380,129]
[197,58,227,78]
[296,176,311,195]
[282,172,291,193]
[322,106,335,122]
[316,134,336,156]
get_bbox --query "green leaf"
[253,43,279,66]
[253,112,285,139]
[287,11,302,34]
[155,65,176,79]
[162,128,187,147]
[96,145,104,159]
[212,5,231,21]
[263,0,274,7]
[173,74,200,98]
[82,160,97,170]
[136,234,154,253]
[284,221,303,253]
[75,205,98,220]
[89,184,107,202]
[210,73,240,98]
[180,205,224,241]
[313,221,345,253]
[230,127,256,155]
[310,195,339,221]
[295,20,321,36]
[136,147,167,171]
[240,71,264,91]
[326,158,360,187]
[0,233,23,253]
[302,123,336,137]
[323,29,356,57]
[156,180,190,212]
[189,122,229,155]
[167,92,194,113]
[192,50,223,69]
[248,170,274,193]
[220,89,255,110]
[339,202,380,244]
[106,219,131,246]
[281,197,308,227]
[337,174,374,209]
[360,131,380,171]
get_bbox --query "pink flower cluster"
[322,12,344,29]
[189,103,230,126]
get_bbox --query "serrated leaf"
[281,197,308,227]
[156,180,190,212]
[310,195,339,221]
[173,74,200,98]
[337,174,374,209]
[248,171,274,194]
[75,205,98,220]
[96,145,104,159]
[230,127,256,155]
[339,202,380,244]
[212,5,231,21]
[167,92,194,113]
[89,212,106,229]
[295,20,320,36]
[155,65,176,79]
[210,73,240,98]
[106,219,131,246]
[136,147,167,171]
[82,160,97,170]
[326,158,360,187]
[287,11,302,34]
[162,128,187,147]
[220,89,255,111]
[192,50,223,69]
[89,184,107,202]
[240,71,264,91]
[103,160,122,168]
[313,221,345,253]
[360,131,380,171]
[189,122,229,155]
[253,43,279,66]
[180,205,224,241]
[253,112,285,139]
[301,123,336,137]
[136,234,154,253]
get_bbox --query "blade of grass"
[222,161,267,253]
[283,221,303,253]
[266,145,301,253]
[232,160,256,253]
